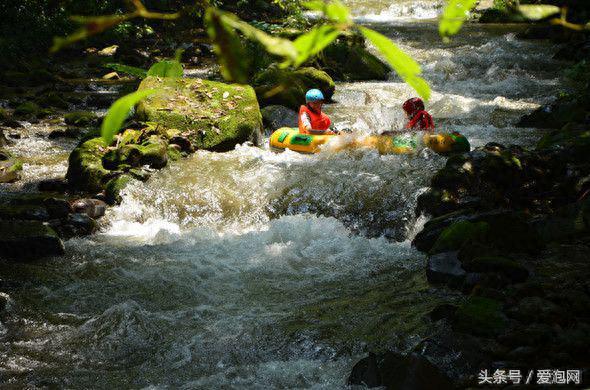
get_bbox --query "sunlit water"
[0,3,568,388]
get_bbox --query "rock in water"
[71,198,107,219]
[0,220,65,259]
[0,148,22,183]
[252,67,335,110]
[136,76,263,151]
[260,105,298,130]
[427,251,466,288]
[348,351,453,390]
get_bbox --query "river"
[0,1,566,388]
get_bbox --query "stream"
[0,1,567,388]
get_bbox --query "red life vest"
[406,110,435,130]
[298,104,331,134]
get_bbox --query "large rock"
[0,148,22,183]
[136,76,263,151]
[66,137,112,193]
[252,67,335,110]
[348,351,453,390]
[453,296,507,337]
[0,220,65,259]
[260,105,298,130]
[426,251,466,288]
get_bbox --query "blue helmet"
[305,89,324,102]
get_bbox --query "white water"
[0,3,568,388]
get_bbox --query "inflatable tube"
[269,128,470,155]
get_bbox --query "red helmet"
[402,98,425,116]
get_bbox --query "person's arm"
[300,112,312,133]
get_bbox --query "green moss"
[136,76,262,151]
[253,66,335,109]
[167,145,182,161]
[137,135,168,168]
[454,296,507,337]
[105,174,133,205]
[36,92,69,110]
[66,137,110,192]
[64,111,98,126]
[14,101,40,118]
[430,220,489,254]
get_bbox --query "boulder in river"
[0,148,22,183]
[71,198,107,219]
[136,76,263,151]
[348,351,453,390]
[252,66,335,110]
[66,137,112,193]
[260,105,298,130]
[64,111,98,127]
[426,251,466,288]
[0,220,65,259]
[453,296,508,337]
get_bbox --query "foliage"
[147,60,184,78]
[101,89,157,145]
[105,63,148,78]
[439,0,478,40]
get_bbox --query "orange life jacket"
[298,104,331,134]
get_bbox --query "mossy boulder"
[0,220,65,259]
[14,101,40,119]
[453,296,507,337]
[463,256,529,283]
[136,76,263,151]
[252,67,335,110]
[64,111,98,126]
[66,137,111,193]
[313,38,390,81]
[0,148,23,183]
[105,174,133,205]
[137,135,168,168]
[430,220,490,254]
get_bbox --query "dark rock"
[71,198,106,219]
[517,102,586,129]
[0,220,64,259]
[38,178,69,192]
[105,174,133,205]
[55,213,98,238]
[66,137,111,193]
[261,105,298,130]
[13,102,40,119]
[36,92,69,110]
[429,220,489,254]
[506,296,564,325]
[0,148,23,183]
[64,111,98,127]
[506,346,537,361]
[499,323,554,348]
[169,136,194,153]
[426,251,466,288]
[462,256,529,283]
[348,351,453,390]
[43,197,72,219]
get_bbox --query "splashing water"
[0,4,568,388]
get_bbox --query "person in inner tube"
[299,89,339,135]
[381,97,435,137]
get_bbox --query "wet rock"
[499,322,554,348]
[462,256,529,283]
[169,136,194,153]
[43,197,72,219]
[479,8,525,23]
[138,135,168,169]
[38,178,69,192]
[429,220,489,254]
[66,137,111,192]
[166,144,182,162]
[0,128,10,147]
[532,197,590,242]
[0,148,22,183]
[260,105,298,130]
[453,296,508,337]
[136,76,263,151]
[102,144,142,170]
[64,111,98,127]
[506,346,537,361]
[316,37,390,81]
[253,66,335,110]
[71,198,106,219]
[0,220,64,259]
[36,92,69,110]
[105,174,133,205]
[426,251,466,288]
[348,351,453,390]
[554,323,590,356]
[54,213,98,238]
[517,101,586,129]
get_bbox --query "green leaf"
[101,89,157,145]
[147,60,184,78]
[303,0,351,23]
[204,7,250,83]
[517,4,560,21]
[360,27,430,101]
[105,63,148,78]
[214,9,298,62]
[290,25,340,67]
[439,0,478,39]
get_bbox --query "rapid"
[0,1,566,387]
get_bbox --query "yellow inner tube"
[269,128,469,155]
